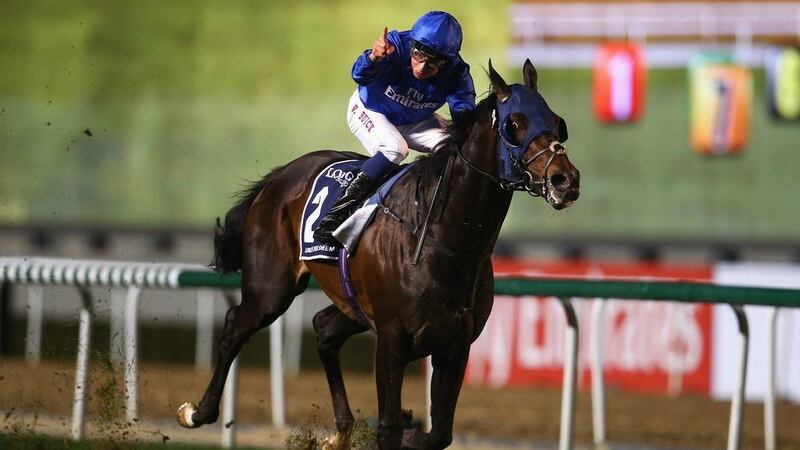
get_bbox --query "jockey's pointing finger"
[383,27,395,55]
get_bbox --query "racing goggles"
[411,41,448,69]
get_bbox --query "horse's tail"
[212,166,285,274]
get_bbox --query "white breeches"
[346,90,449,164]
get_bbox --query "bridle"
[407,82,571,264]
[455,105,568,200]
[410,90,568,264]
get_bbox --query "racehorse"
[177,60,580,450]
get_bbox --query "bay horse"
[177,60,580,449]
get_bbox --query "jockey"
[314,10,476,243]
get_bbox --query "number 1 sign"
[592,42,646,123]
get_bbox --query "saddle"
[299,159,412,261]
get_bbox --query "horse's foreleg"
[421,342,470,450]
[314,305,368,449]
[179,277,294,428]
[401,334,471,450]
[375,327,408,450]
[428,343,469,449]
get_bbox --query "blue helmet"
[409,11,463,59]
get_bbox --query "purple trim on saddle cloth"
[337,247,372,328]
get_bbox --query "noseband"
[500,138,567,198]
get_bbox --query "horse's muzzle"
[548,169,580,209]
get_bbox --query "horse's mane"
[411,93,497,180]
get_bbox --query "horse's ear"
[554,113,569,142]
[523,59,538,91]
[488,59,510,103]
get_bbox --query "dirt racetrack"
[2,358,800,449]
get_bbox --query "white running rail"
[0,257,283,447]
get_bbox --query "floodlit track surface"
[2,359,799,449]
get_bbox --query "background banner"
[466,260,713,394]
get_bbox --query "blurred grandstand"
[510,1,800,67]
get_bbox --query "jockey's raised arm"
[315,11,477,244]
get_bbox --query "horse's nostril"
[550,173,569,190]
[564,189,579,202]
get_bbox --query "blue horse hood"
[410,11,463,58]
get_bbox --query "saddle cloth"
[299,159,412,260]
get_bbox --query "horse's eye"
[504,119,521,145]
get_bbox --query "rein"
[455,146,505,190]
[412,152,455,265]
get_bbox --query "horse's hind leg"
[313,305,368,449]
[178,258,302,427]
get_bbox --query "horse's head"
[488,59,580,210]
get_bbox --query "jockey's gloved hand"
[369,27,395,62]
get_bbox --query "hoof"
[321,431,350,450]
[177,402,200,428]
[402,428,432,449]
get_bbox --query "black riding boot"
[313,171,376,244]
